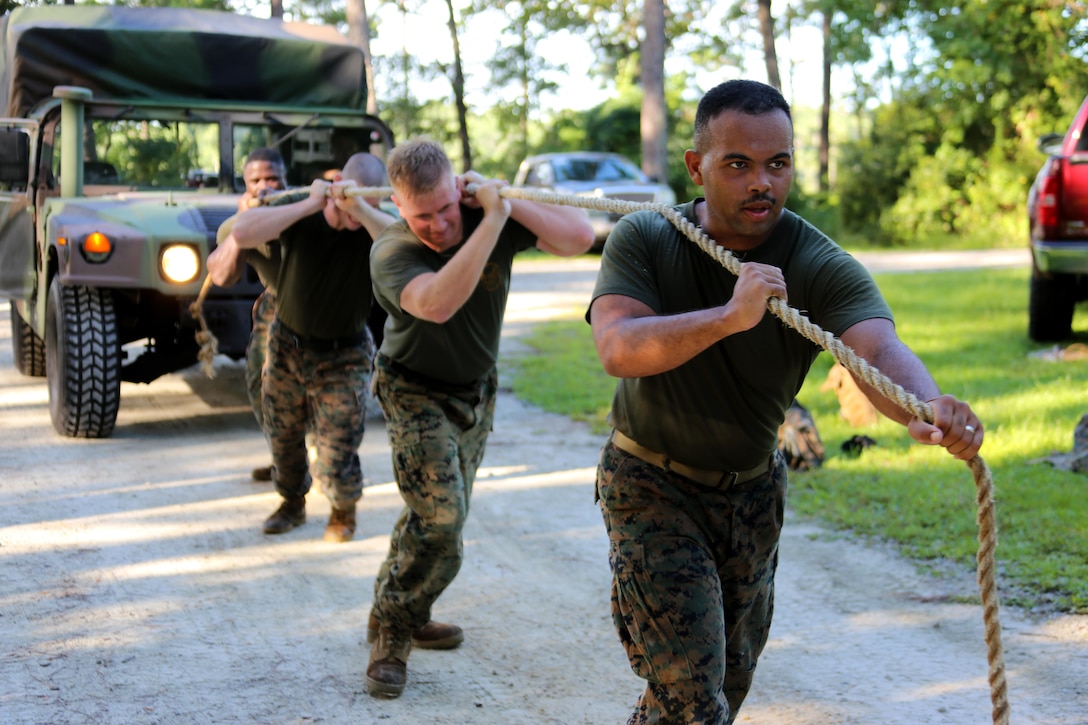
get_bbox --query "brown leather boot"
[366,628,411,698]
[250,465,273,482]
[262,496,305,534]
[323,505,356,543]
[366,611,464,650]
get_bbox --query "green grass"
[505,266,1088,614]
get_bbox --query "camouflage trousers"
[263,318,374,510]
[371,354,497,633]
[245,289,276,433]
[596,439,788,725]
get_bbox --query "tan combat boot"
[366,611,463,650]
[324,505,356,543]
[366,628,412,698]
[262,495,305,534]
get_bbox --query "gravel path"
[2,248,1085,724]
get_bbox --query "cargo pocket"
[388,424,438,520]
[611,535,694,685]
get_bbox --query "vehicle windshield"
[53,118,222,190]
[553,156,645,183]
[53,116,378,191]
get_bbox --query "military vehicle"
[0,6,393,437]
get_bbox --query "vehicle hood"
[43,192,238,242]
[553,180,659,196]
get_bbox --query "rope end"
[194,330,219,379]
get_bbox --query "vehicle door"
[0,119,38,300]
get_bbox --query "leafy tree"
[755,0,781,89]
[641,0,667,183]
[345,0,379,115]
[466,0,571,165]
[441,0,472,171]
[855,0,1088,245]
[374,51,447,146]
[369,1,447,146]
[572,0,698,182]
[749,0,894,197]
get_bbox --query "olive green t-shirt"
[370,205,535,384]
[589,200,892,471]
[215,210,282,294]
[273,211,374,340]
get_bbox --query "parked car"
[1026,93,1088,341]
[512,152,676,249]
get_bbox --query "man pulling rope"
[580,80,1004,725]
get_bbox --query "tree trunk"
[819,10,831,192]
[346,0,379,116]
[519,23,531,165]
[444,0,472,172]
[270,0,283,20]
[641,0,668,184]
[757,0,781,90]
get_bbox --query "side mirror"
[0,127,30,186]
[1037,132,1064,156]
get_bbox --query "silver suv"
[512,152,676,249]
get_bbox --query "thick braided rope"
[188,273,218,379]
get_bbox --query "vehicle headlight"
[160,244,201,284]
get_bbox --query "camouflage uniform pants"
[371,355,497,633]
[245,289,276,433]
[263,319,374,510]
[596,439,788,725]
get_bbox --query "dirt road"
[2,249,1086,724]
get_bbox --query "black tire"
[45,279,121,438]
[1028,271,1077,342]
[10,301,46,377]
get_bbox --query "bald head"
[341,152,388,189]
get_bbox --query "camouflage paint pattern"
[370,356,497,634]
[596,442,788,725]
[245,289,276,433]
[263,319,374,510]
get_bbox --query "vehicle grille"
[197,206,237,246]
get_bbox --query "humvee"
[0,6,393,437]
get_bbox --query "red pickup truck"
[1027,94,1088,341]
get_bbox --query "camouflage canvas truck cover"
[0,5,393,437]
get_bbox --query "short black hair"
[694,80,792,151]
[244,147,285,168]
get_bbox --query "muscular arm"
[840,317,983,460]
[590,262,787,377]
[232,181,327,248]
[506,198,595,257]
[399,182,511,324]
[206,234,246,287]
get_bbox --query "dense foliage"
[362,0,1088,249]
[8,0,1086,248]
